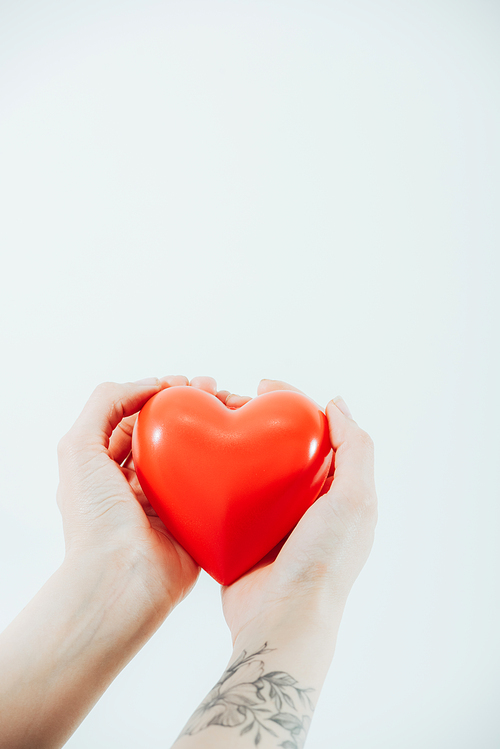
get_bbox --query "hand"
[220,379,378,646]
[1,374,228,749]
[173,379,377,749]
[57,374,219,622]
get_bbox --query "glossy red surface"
[132,386,332,585]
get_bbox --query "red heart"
[132,386,332,585]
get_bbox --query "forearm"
[173,598,345,749]
[0,551,165,749]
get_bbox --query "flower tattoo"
[178,644,315,748]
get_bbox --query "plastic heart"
[132,386,332,585]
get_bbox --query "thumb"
[60,379,162,454]
[325,398,376,510]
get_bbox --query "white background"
[1,1,499,747]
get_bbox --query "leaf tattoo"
[178,643,315,748]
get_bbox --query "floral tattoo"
[178,643,315,748]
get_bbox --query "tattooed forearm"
[177,644,315,748]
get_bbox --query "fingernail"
[134,377,159,385]
[332,396,353,418]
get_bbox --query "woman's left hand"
[220,378,377,648]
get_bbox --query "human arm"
[173,379,377,749]
[0,375,214,749]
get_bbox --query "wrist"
[230,592,346,708]
[231,583,346,651]
[175,595,345,749]
[0,553,170,749]
[62,545,173,638]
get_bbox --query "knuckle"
[57,429,77,461]
[357,429,374,452]
[117,418,134,438]
[361,496,379,536]
[91,382,124,421]
[93,381,119,399]
[363,487,378,513]
[343,478,378,516]
[57,432,72,457]
[57,427,92,461]
[348,488,378,529]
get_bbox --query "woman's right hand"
[0,374,220,749]
[56,374,218,623]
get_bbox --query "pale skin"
[0,376,377,749]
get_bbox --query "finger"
[60,380,162,451]
[122,452,134,468]
[190,376,217,395]
[215,389,251,408]
[108,413,138,465]
[257,379,322,410]
[159,374,189,387]
[120,464,151,511]
[331,395,353,419]
[318,475,334,496]
[328,451,335,477]
[257,379,306,396]
[225,394,252,409]
[111,374,189,465]
[325,398,376,509]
